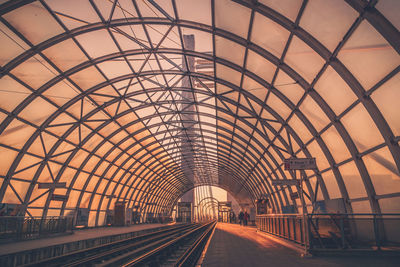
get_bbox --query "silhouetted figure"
[238,211,244,225]
[243,211,249,226]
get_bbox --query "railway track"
[23,221,216,267]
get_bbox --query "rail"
[0,216,73,242]
[175,221,216,266]
[256,213,400,253]
[120,221,216,267]
[1,221,216,266]
[18,223,194,267]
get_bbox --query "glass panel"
[339,161,367,199]
[30,188,48,207]
[258,0,303,22]
[176,0,211,25]
[242,76,267,101]
[288,113,312,144]
[44,79,80,107]
[43,39,88,72]
[321,170,342,199]
[321,125,351,163]
[27,208,43,217]
[341,103,384,152]
[88,211,97,227]
[299,95,330,132]
[19,97,58,126]
[337,21,400,90]
[10,56,58,90]
[246,50,276,83]
[266,93,291,120]
[314,66,357,115]
[98,211,106,226]
[0,22,29,66]
[216,64,241,87]
[4,2,64,45]
[92,0,136,21]
[9,179,29,201]
[379,197,400,213]
[251,12,290,58]
[66,189,80,208]
[136,0,172,18]
[351,200,371,213]
[46,0,100,29]
[0,120,36,149]
[0,75,31,112]
[145,25,177,48]
[299,0,357,52]
[274,70,304,105]
[285,36,325,83]
[306,140,330,171]
[215,0,251,38]
[181,28,212,52]
[371,72,400,136]
[215,36,245,67]
[70,66,106,90]
[116,25,149,50]
[363,146,400,195]
[80,192,91,208]
[111,28,142,51]
[76,30,119,59]
[0,146,18,176]
[97,60,132,80]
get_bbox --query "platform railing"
[256,213,400,252]
[0,216,73,241]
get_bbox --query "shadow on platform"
[202,223,400,267]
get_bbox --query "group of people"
[238,210,250,226]
[227,210,250,226]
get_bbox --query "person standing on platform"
[243,211,249,226]
[238,210,244,225]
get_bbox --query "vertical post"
[340,216,345,249]
[299,170,311,257]
[373,214,381,250]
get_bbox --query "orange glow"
[216,223,281,249]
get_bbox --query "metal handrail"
[256,213,400,252]
[256,213,400,216]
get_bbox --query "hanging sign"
[284,158,316,170]
[271,179,300,186]
[51,194,68,201]
[290,192,299,200]
[38,182,66,189]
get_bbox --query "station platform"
[201,223,400,267]
[0,223,168,256]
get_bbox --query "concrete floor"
[202,223,400,267]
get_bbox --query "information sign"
[271,179,300,186]
[290,192,299,200]
[51,194,68,201]
[284,158,316,170]
[38,182,66,189]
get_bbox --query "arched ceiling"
[0,0,399,225]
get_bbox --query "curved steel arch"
[0,0,398,221]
